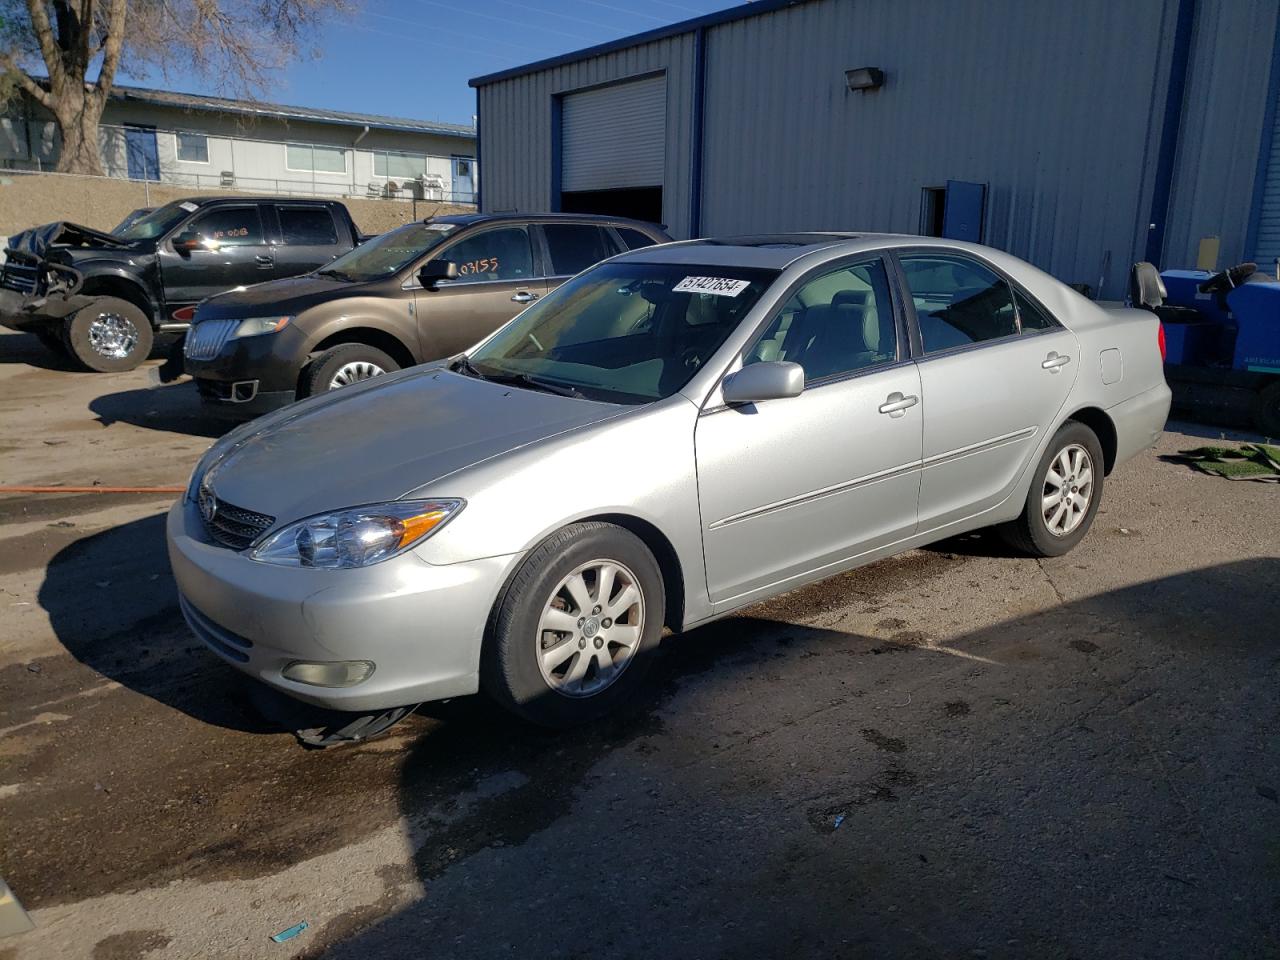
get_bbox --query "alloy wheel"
[87,312,138,360]
[1042,443,1094,537]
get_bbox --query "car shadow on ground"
[0,330,82,371]
[89,380,232,439]
[310,558,1280,960]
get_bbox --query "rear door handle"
[878,392,919,418]
[511,290,539,303]
[255,255,274,270]
[1042,351,1071,372]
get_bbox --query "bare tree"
[1,0,348,175]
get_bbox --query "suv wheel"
[64,297,154,372]
[482,522,665,727]
[302,343,399,397]
[999,421,1105,557]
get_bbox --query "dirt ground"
[0,173,474,239]
[0,326,1277,960]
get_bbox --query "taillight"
[1157,322,1166,362]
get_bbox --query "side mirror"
[418,259,458,290]
[1128,261,1166,311]
[721,361,804,405]
[173,231,207,254]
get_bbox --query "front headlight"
[250,499,463,568]
[233,316,292,338]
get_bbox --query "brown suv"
[182,213,670,415]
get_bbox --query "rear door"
[270,204,343,279]
[897,251,1079,532]
[412,224,547,358]
[537,222,620,291]
[158,204,274,308]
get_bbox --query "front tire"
[64,297,154,372]
[999,421,1105,557]
[481,522,665,727]
[301,343,399,398]
[35,327,68,356]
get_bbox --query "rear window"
[544,224,615,276]
[616,227,658,251]
[278,206,338,245]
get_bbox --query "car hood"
[204,366,623,522]
[196,274,377,319]
[4,221,135,260]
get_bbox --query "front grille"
[184,318,239,360]
[0,262,39,295]
[205,497,275,550]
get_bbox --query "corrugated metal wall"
[477,34,696,235]
[699,0,1179,297]
[1253,84,1280,273]
[1163,0,1280,272]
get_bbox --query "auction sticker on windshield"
[673,276,752,297]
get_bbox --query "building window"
[176,132,209,163]
[286,143,347,174]
[373,150,429,179]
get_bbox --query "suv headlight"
[233,316,292,337]
[251,499,463,568]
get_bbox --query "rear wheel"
[1254,380,1280,439]
[999,421,1105,557]
[482,522,665,727]
[301,343,399,398]
[64,297,153,372]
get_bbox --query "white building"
[2,83,478,203]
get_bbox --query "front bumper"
[185,323,309,412]
[166,497,518,712]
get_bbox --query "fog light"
[282,660,375,687]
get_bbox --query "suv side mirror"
[721,361,805,405]
[418,259,458,290]
[1128,261,1166,311]
[173,231,207,254]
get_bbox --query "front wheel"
[64,297,154,372]
[999,421,1105,557]
[481,522,665,727]
[301,343,399,398]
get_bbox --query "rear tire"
[999,421,1105,557]
[1254,380,1280,439]
[481,522,665,728]
[64,296,153,372]
[301,343,399,398]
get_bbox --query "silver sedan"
[168,234,1171,738]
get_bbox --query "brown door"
[412,224,547,359]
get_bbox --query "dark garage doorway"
[560,186,663,225]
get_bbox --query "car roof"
[621,233,1008,269]
[177,196,339,206]
[428,212,665,232]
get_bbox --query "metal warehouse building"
[470,0,1280,299]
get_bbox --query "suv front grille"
[185,318,240,360]
[205,498,276,550]
[0,262,39,295]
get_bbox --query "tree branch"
[94,0,127,101]
[23,0,67,87]
[0,57,56,111]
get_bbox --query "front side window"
[441,227,534,283]
[746,259,897,381]
[900,254,1017,354]
[469,262,777,403]
[319,221,456,282]
[543,224,615,276]
[189,207,264,247]
[286,143,346,173]
[278,206,338,245]
[176,132,208,163]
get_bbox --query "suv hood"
[5,221,132,260]
[204,366,622,523]
[197,274,376,319]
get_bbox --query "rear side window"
[1014,288,1059,332]
[188,206,264,247]
[899,254,1017,353]
[278,206,338,245]
[543,224,615,276]
[615,227,658,251]
[442,227,534,283]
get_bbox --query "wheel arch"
[77,274,156,323]
[581,512,686,632]
[310,325,416,370]
[1063,405,1118,475]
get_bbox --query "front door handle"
[1042,351,1071,372]
[878,392,920,418]
[255,255,274,270]
[511,290,539,303]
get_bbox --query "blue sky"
[122,0,743,127]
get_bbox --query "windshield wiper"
[316,268,353,282]
[507,373,584,399]
[450,355,488,380]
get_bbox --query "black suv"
[0,196,361,372]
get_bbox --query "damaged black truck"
[0,196,360,372]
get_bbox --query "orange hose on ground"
[0,486,184,494]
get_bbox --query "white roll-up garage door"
[561,74,666,193]
[1252,86,1280,273]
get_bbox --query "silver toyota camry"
[168,233,1171,737]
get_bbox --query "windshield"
[115,201,195,241]
[318,221,458,282]
[468,262,778,403]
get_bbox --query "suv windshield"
[319,221,457,282]
[467,262,777,403]
[115,201,194,241]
